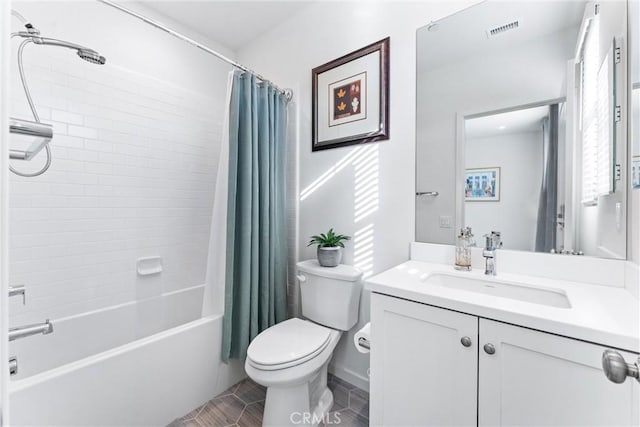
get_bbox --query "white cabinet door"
[479,319,640,426]
[370,294,478,427]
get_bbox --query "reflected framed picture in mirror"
[465,167,500,202]
[311,37,390,151]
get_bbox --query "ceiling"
[465,105,550,139]
[417,1,586,72]
[137,1,314,51]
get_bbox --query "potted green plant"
[307,228,351,267]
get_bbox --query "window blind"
[596,50,613,196]
[581,18,600,204]
[580,15,614,205]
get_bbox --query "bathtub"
[8,285,244,426]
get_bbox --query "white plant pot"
[317,247,342,267]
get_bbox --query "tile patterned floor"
[170,373,369,427]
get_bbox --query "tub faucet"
[483,231,502,276]
[9,319,53,342]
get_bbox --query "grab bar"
[9,319,53,342]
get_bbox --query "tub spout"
[9,319,53,342]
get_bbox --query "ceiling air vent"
[486,20,519,38]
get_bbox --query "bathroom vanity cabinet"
[370,293,640,427]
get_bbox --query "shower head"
[29,36,106,65]
[77,48,106,65]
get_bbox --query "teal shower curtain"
[222,71,288,362]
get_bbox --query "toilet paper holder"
[358,337,370,350]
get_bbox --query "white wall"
[416,27,578,245]
[8,1,232,326]
[238,0,479,389]
[465,131,543,252]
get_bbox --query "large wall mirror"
[416,0,631,259]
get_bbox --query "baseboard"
[328,363,370,392]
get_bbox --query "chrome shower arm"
[35,36,88,51]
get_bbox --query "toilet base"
[262,365,334,427]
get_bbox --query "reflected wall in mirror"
[416,0,630,259]
[464,102,567,253]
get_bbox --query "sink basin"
[423,273,571,308]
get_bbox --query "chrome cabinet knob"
[602,349,640,384]
[460,336,472,347]
[483,343,496,355]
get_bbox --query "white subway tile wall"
[9,50,225,326]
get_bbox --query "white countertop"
[366,260,640,353]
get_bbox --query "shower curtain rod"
[96,0,293,101]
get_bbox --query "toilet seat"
[247,318,332,371]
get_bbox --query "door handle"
[602,349,640,384]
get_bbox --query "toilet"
[245,260,362,427]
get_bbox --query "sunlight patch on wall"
[353,145,379,223]
[354,223,374,277]
[299,143,379,277]
[299,146,366,201]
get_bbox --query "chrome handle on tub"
[9,357,18,376]
[9,285,26,305]
[602,349,640,384]
[296,274,307,283]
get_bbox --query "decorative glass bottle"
[454,227,474,271]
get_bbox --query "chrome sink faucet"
[483,231,502,276]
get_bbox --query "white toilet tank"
[296,260,363,330]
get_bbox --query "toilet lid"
[247,318,332,370]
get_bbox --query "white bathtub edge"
[10,313,221,393]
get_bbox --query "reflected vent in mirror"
[486,20,519,38]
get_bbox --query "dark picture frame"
[312,37,390,151]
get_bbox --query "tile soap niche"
[137,257,163,276]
